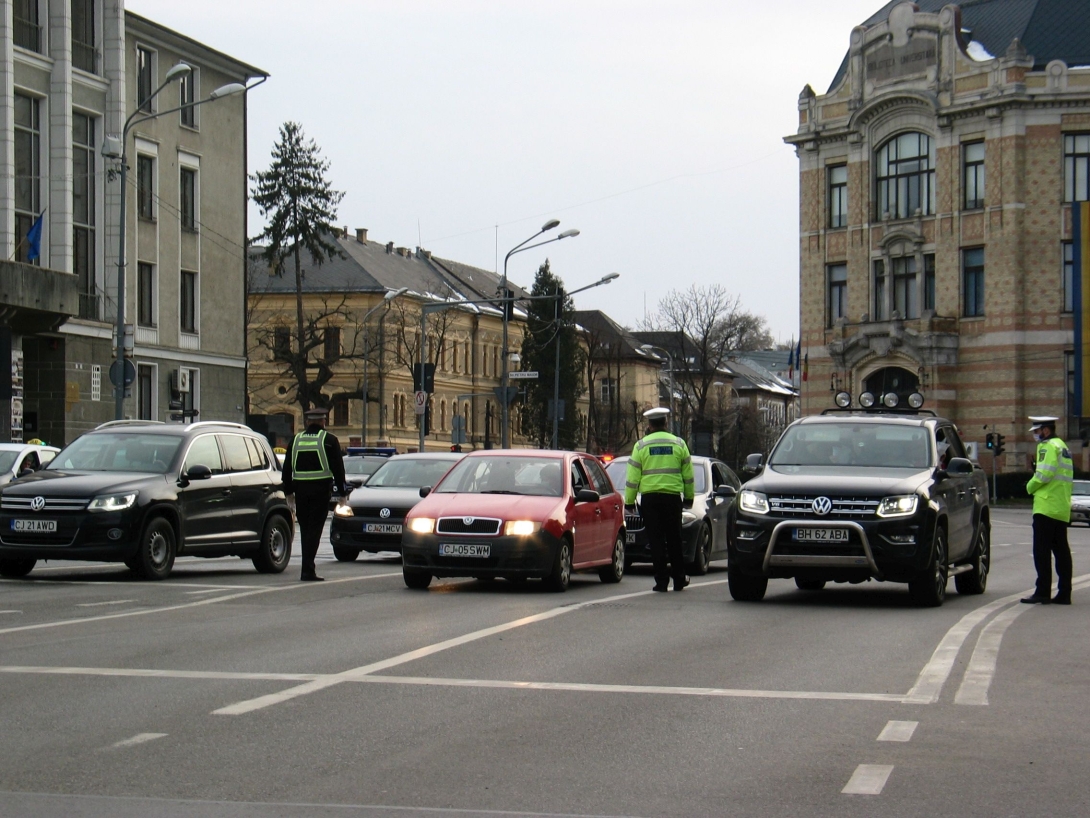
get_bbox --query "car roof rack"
[93,419,166,430]
[819,408,936,417]
[185,421,253,432]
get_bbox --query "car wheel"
[133,517,176,581]
[0,558,36,578]
[545,538,572,592]
[795,577,826,591]
[403,568,432,589]
[252,514,292,574]
[332,545,361,562]
[688,522,712,576]
[954,522,990,596]
[599,532,625,584]
[909,526,948,607]
[727,563,767,601]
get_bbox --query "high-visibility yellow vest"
[624,430,695,504]
[1026,435,1073,522]
[291,430,333,481]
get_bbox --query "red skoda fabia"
[401,449,625,591]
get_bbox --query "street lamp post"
[360,287,408,445]
[640,343,677,435]
[109,67,249,419]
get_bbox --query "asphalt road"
[1,507,1088,817]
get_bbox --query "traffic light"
[450,444,462,453]
[985,432,995,450]
[994,433,1005,457]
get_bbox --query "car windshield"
[0,452,18,473]
[605,458,706,492]
[1073,480,1090,496]
[365,457,458,489]
[344,458,384,475]
[436,455,565,496]
[48,433,182,474]
[770,422,930,469]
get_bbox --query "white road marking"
[0,611,22,615]
[0,572,402,636]
[0,666,320,682]
[107,733,167,749]
[76,599,136,608]
[877,720,918,742]
[842,764,894,795]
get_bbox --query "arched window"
[440,400,447,431]
[876,132,935,220]
[863,367,919,404]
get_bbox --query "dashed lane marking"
[107,733,167,750]
[877,720,917,742]
[0,611,21,615]
[1,666,320,682]
[75,599,136,608]
[842,764,894,795]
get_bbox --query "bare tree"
[580,322,641,453]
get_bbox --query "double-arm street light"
[360,287,409,445]
[640,343,678,435]
[500,220,579,448]
[110,64,253,419]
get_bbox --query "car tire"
[795,577,826,591]
[727,563,767,601]
[688,522,712,576]
[0,558,36,578]
[909,526,948,607]
[133,517,176,581]
[252,515,292,574]
[403,568,432,589]
[954,522,990,596]
[332,545,361,562]
[545,538,572,592]
[599,532,625,584]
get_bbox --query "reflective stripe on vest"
[292,430,333,481]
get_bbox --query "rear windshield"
[770,422,930,469]
[344,458,385,475]
[48,433,183,474]
[1074,480,1090,496]
[365,457,458,489]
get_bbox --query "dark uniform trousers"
[1032,513,1073,599]
[641,492,685,587]
[295,479,333,576]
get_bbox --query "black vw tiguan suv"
[0,420,294,580]
[729,394,990,607]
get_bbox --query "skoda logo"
[812,496,832,516]
[379,508,391,519]
[463,517,474,526]
[30,496,46,512]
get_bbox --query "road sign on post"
[412,363,435,393]
[109,358,136,388]
[493,386,519,405]
[414,390,427,415]
[509,371,538,380]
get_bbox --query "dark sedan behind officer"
[624,407,695,592]
[1022,415,1074,605]
[282,407,348,582]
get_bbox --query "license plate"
[439,543,491,558]
[794,527,848,542]
[13,519,57,532]
[364,523,402,534]
[626,532,636,544]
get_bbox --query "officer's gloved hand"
[624,504,637,514]
[682,498,694,509]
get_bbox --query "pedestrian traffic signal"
[450,444,462,452]
[985,432,995,450]
[994,433,1005,457]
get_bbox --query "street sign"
[108,358,136,388]
[509,371,538,380]
[414,390,427,415]
[493,386,519,405]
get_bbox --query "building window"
[73,111,97,318]
[71,0,96,73]
[827,263,847,327]
[182,368,199,419]
[333,398,348,427]
[180,167,197,231]
[1064,241,1074,313]
[14,0,41,53]
[91,364,101,401]
[273,327,291,360]
[963,248,985,317]
[181,270,197,333]
[14,93,40,266]
[892,256,919,319]
[1064,134,1090,203]
[828,164,847,228]
[600,378,616,404]
[179,67,197,128]
[873,259,887,321]
[924,254,936,312]
[138,262,155,327]
[136,47,154,112]
[137,364,155,420]
[963,141,985,209]
[875,132,935,219]
[323,327,340,361]
[137,155,155,220]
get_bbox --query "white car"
[0,443,60,485]
[1071,480,1090,526]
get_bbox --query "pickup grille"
[768,495,880,519]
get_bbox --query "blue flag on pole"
[26,211,44,261]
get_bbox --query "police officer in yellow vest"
[283,407,348,582]
[1022,416,1074,605]
[624,407,695,592]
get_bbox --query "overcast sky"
[128,0,883,344]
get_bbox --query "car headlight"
[408,517,435,534]
[739,490,769,515]
[87,492,138,512]
[504,520,540,536]
[682,511,698,525]
[333,501,354,518]
[877,495,918,518]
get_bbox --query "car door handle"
[595,508,601,516]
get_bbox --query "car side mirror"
[943,456,973,476]
[348,478,364,488]
[419,486,431,498]
[17,467,34,479]
[743,453,764,473]
[715,484,737,498]
[575,488,600,503]
[186,464,212,481]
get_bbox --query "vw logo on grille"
[811,496,832,516]
[463,517,474,526]
[379,508,391,518]
[30,496,46,512]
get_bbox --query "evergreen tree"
[519,261,586,449]
[251,122,344,412]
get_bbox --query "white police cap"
[643,407,671,419]
[1028,415,1059,431]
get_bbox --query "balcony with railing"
[72,39,98,74]
[14,16,42,53]
[78,292,100,321]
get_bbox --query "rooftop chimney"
[386,241,394,254]
[356,228,368,243]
